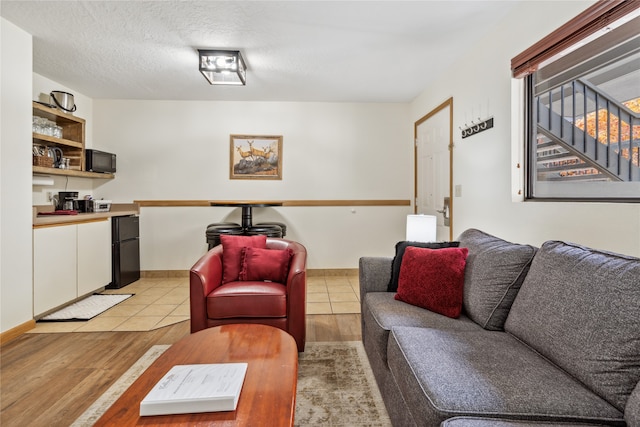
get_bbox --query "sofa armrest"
[189,246,224,333]
[626,380,640,427]
[359,256,392,345]
[359,257,393,297]
[285,242,307,351]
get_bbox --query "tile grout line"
[29,274,360,332]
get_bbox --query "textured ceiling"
[1,1,520,102]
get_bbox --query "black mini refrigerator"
[108,215,140,289]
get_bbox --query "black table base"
[207,202,286,249]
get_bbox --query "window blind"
[511,0,640,78]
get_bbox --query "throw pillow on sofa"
[239,247,293,283]
[394,246,468,318]
[458,229,536,330]
[387,240,460,292]
[220,234,267,283]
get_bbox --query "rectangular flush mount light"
[198,49,246,85]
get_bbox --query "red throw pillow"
[239,247,293,283]
[394,246,468,318]
[221,235,267,283]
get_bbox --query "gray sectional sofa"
[359,229,640,427]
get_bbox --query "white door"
[415,99,453,241]
[33,225,77,315]
[77,219,112,296]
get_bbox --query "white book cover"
[140,363,248,416]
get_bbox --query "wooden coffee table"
[95,324,298,426]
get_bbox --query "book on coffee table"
[140,363,248,416]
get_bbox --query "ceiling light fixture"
[198,49,247,85]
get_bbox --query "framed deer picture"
[230,135,283,180]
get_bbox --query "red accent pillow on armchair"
[394,246,469,318]
[240,247,293,283]
[220,235,267,283]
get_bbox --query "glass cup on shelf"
[32,116,45,134]
[48,120,56,137]
[59,157,70,169]
[42,119,53,136]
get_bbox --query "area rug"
[72,341,391,427]
[39,294,133,321]
[295,341,391,426]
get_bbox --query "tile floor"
[28,277,191,334]
[306,272,361,315]
[27,271,360,333]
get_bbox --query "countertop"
[33,203,139,227]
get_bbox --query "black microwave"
[85,149,116,173]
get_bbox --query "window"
[512,1,640,201]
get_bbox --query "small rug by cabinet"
[72,341,391,427]
[39,294,133,322]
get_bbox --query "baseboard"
[141,270,190,278]
[141,268,358,278]
[1,320,36,345]
[307,268,358,277]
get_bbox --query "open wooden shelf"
[32,101,113,180]
[33,166,114,179]
[32,133,84,149]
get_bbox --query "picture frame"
[230,135,283,180]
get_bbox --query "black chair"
[255,222,287,237]
[206,224,244,249]
[245,225,283,238]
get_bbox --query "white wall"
[1,18,34,332]
[410,1,640,257]
[92,100,413,269]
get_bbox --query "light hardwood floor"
[0,314,362,427]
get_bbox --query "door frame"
[413,97,454,240]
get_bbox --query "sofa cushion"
[505,241,640,412]
[388,241,460,292]
[363,292,481,365]
[458,228,536,330]
[388,327,624,426]
[220,235,267,284]
[207,281,286,319]
[239,247,292,283]
[441,417,611,426]
[395,246,468,318]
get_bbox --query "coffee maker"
[57,191,79,211]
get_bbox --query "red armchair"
[190,238,307,352]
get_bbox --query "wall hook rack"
[461,117,493,139]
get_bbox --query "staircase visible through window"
[535,80,639,183]
[523,8,640,201]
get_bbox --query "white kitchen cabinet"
[77,219,112,296]
[33,218,112,316]
[33,225,77,315]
